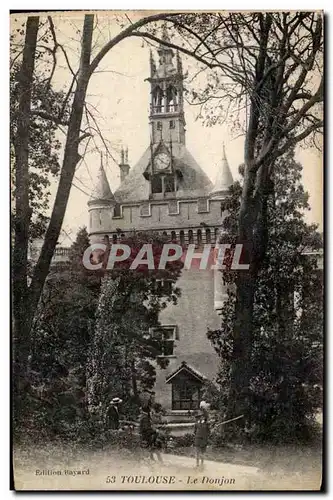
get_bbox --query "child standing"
[194,403,210,469]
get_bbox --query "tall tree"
[87,232,182,419]
[12,11,323,424]
[11,12,184,405]
[12,16,40,416]
[10,61,66,240]
[137,12,323,413]
[208,151,323,438]
[23,227,100,437]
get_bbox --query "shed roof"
[165,361,208,384]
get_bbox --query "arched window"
[153,86,163,113]
[180,230,185,246]
[166,85,178,112]
[162,231,168,238]
[206,228,211,244]
[214,228,219,243]
[188,230,194,244]
[171,230,176,241]
[197,229,202,246]
[112,234,118,244]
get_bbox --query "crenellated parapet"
[88,195,229,245]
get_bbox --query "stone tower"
[88,36,234,418]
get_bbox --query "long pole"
[214,414,244,428]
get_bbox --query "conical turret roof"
[211,144,234,197]
[89,155,115,204]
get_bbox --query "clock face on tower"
[154,152,170,172]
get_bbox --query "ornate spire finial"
[222,142,226,159]
[149,49,156,73]
[177,50,182,73]
[121,146,124,164]
[125,146,129,163]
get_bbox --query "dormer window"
[164,174,176,193]
[151,173,176,195]
[152,175,163,194]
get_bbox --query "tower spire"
[148,26,185,146]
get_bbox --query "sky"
[11,12,323,246]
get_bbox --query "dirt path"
[13,444,322,491]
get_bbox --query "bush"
[171,433,194,448]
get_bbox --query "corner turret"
[210,144,234,198]
[88,154,116,241]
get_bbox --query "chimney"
[119,146,130,184]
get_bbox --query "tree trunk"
[12,16,39,425]
[25,15,95,348]
[228,161,271,422]
[13,15,94,430]
[228,272,255,418]
[131,359,139,401]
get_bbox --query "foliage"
[11,14,179,416]
[87,231,183,418]
[207,152,323,443]
[171,433,194,448]
[18,229,183,441]
[10,58,69,240]
[160,12,323,413]
[20,228,100,439]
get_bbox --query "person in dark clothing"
[194,408,210,469]
[105,397,122,430]
[139,406,163,463]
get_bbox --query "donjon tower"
[88,31,234,418]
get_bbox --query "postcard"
[11,10,323,491]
